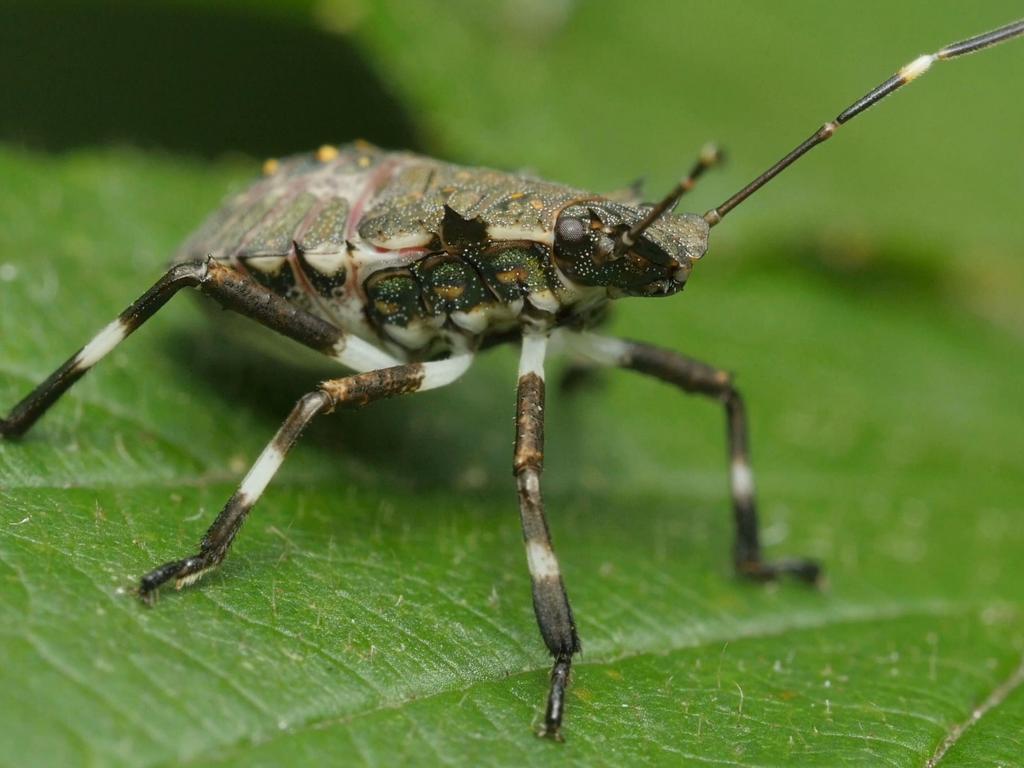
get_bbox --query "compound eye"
[555,216,588,245]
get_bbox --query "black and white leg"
[567,332,820,584]
[0,258,401,438]
[515,331,580,739]
[140,353,473,601]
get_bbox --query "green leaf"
[3,2,1024,766]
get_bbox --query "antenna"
[614,143,722,257]
[701,18,1024,227]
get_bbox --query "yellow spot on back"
[358,155,371,168]
[262,158,280,176]
[434,284,465,300]
[496,266,528,284]
[509,192,526,200]
[316,144,339,162]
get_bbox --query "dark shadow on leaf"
[161,309,617,505]
[0,1,418,157]
[162,310,517,495]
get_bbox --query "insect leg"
[0,258,397,438]
[566,332,820,584]
[139,353,473,602]
[515,332,580,740]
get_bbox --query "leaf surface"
[2,2,1024,765]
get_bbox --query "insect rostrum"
[2,18,1022,741]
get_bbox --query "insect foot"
[539,654,573,741]
[133,359,469,606]
[138,554,221,605]
[136,389,339,605]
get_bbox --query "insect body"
[2,18,1022,741]
[176,141,708,363]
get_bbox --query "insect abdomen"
[363,243,559,344]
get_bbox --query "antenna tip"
[700,143,725,167]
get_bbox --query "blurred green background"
[1,1,1022,766]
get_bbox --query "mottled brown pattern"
[320,363,426,408]
[513,373,545,473]
[511,367,580,739]
[357,159,594,248]
[238,191,318,258]
[202,260,341,353]
[295,197,349,256]
[175,144,380,264]
[622,340,731,396]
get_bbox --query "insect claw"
[537,723,565,742]
[137,557,191,604]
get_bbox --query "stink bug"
[2,17,1022,740]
